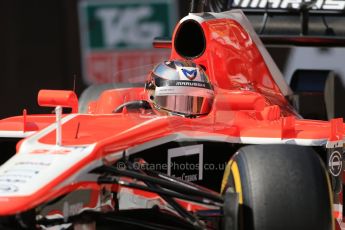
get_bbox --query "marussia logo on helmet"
[181,68,197,80]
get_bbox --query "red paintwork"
[171,19,294,115]
[0,11,341,228]
[88,88,146,114]
[38,90,78,113]
[0,115,56,132]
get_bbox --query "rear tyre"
[221,144,333,230]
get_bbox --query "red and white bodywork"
[0,10,342,229]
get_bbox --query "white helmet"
[145,60,214,117]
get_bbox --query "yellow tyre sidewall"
[221,160,243,204]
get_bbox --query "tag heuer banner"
[79,0,177,84]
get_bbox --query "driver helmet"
[145,60,214,117]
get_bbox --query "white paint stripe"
[117,186,217,212]
[104,151,124,164]
[240,137,328,146]
[340,222,345,230]
[0,131,35,138]
[326,140,344,148]
[0,144,96,197]
[0,114,100,197]
[114,117,166,137]
[20,114,79,150]
[127,131,328,155]
[54,157,102,190]
[334,204,342,212]
[180,13,206,23]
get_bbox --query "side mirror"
[38,90,78,113]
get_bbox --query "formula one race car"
[0,1,342,230]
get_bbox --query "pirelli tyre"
[221,144,333,230]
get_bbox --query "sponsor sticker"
[0,145,93,196]
[79,0,177,84]
[329,150,342,177]
[232,0,345,10]
[177,67,201,81]
[0,184,18,193]
[180,68,198,81]
[167,145,203,182]
[155,86,214,97]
